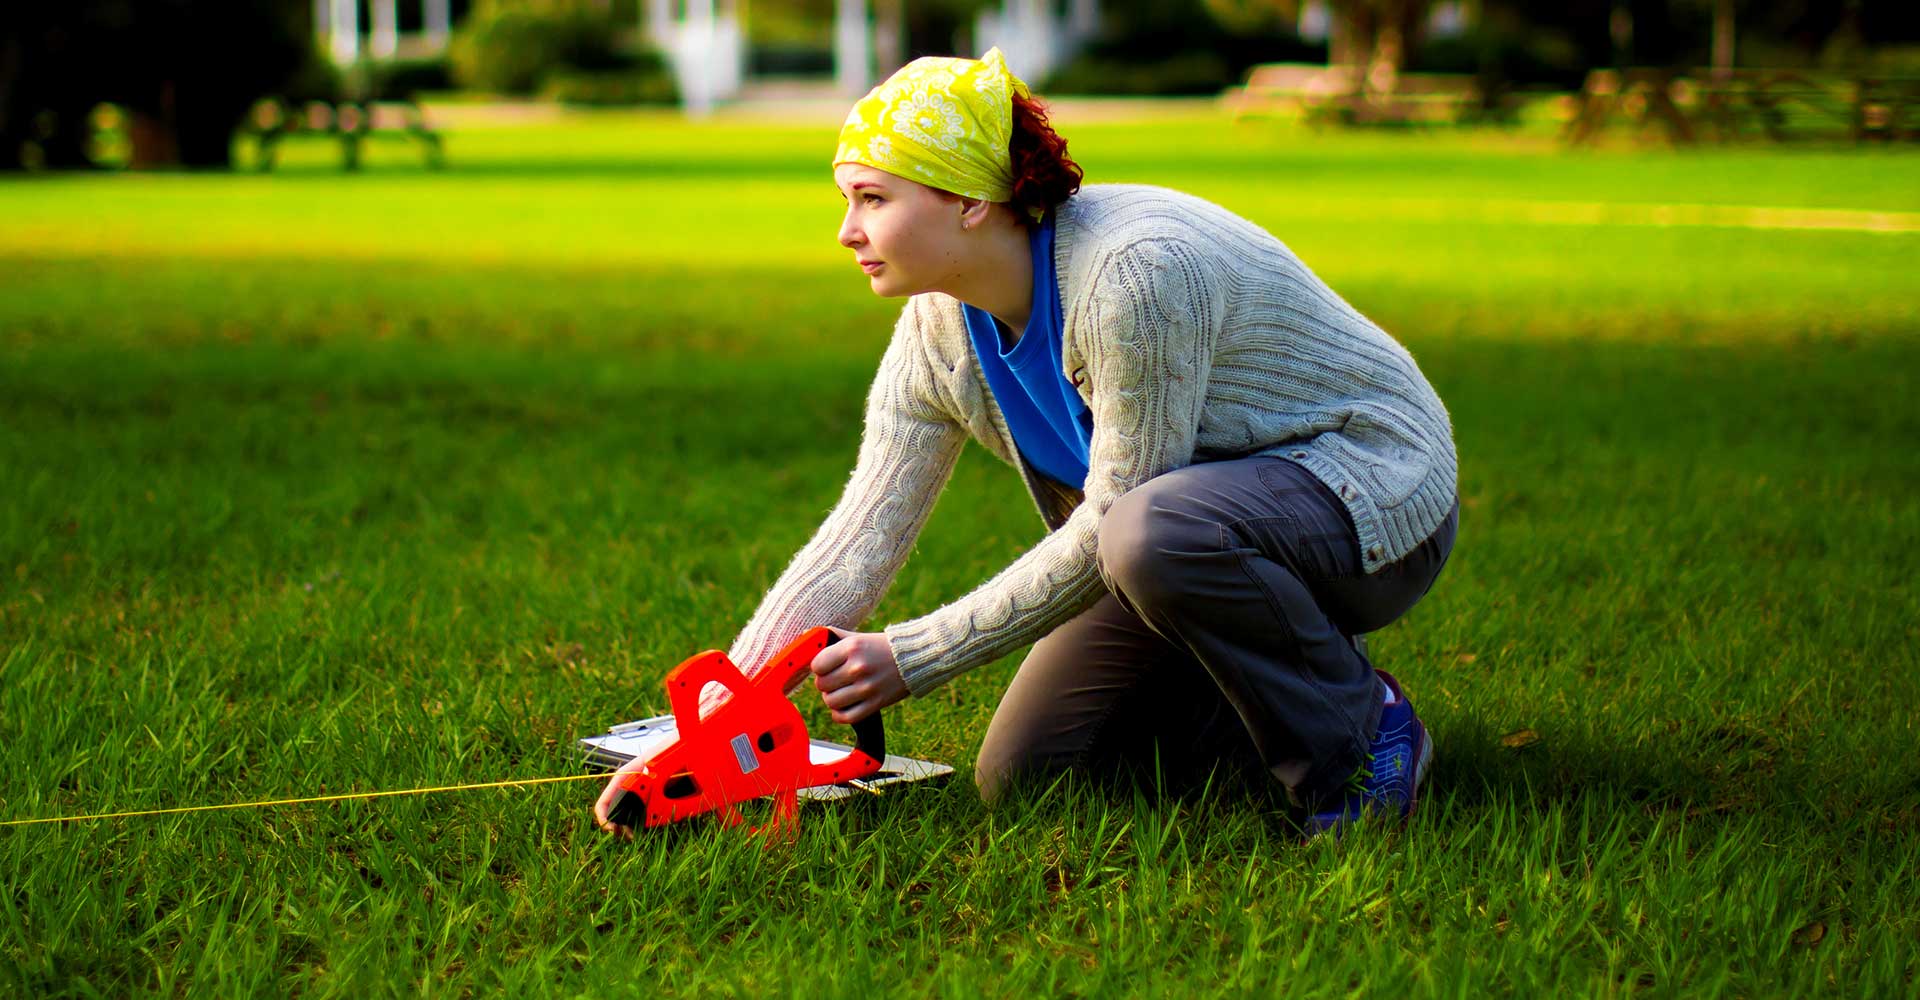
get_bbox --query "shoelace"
[1336,742,1412,807]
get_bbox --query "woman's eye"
[863,195,882,206]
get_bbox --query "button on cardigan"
[724,183,1458,699]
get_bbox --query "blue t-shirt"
[961,216,1094,490]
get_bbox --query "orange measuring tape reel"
[602,627,886,835]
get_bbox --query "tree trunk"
[127,110,181,169]
[1712,0,1734,83]
[1329,7,1362,72]
[1610,1,1634,67]
[1366,14,1405,95]
[1340,1,1424,99]
[873,0,905,78]
[126,79,243,170]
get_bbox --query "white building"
[314,1,1102,114]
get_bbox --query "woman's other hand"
[811,627,908,725]
[594,753,653,839]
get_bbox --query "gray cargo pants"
[975,456,1458,809]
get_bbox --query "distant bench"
[1228,63,1506,126]
[243,98,445,171]
[1563,68,1920,145]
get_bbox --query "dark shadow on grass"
[1433,717,1920,835]
[975,748,1303,828]
[964,717,1919,844]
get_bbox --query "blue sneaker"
[1306,670,1433,836]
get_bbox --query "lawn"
[1,105,1916,996]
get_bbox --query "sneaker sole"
[1408,722,1434,816]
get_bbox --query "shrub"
[541,55,679,107]
[1045,52,1235,97]
[370,57,457,100]
[449,1,647,96]
[1,0,315,169]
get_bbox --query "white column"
[1008,0,1055,82]
[1298,0,1331,44]
[835,0,873,96]
[716,0,745,101]
[684,0,717,116]
[371,0,399,59]
[646,0,673,45]
[328,0,360,64]
[1069,0,1099,41]
[424,0,452,50]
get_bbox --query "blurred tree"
[1049,0,1319,95]
[451,0,673,96]
[899,0,994,58]
[0,1,314,171]
[0,5,97,169]
[1204,1,1434,94]
[1483,0,1920,74]
[743,0,989,65]
[1192,0,1920,99]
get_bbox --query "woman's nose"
[837,209,861,249]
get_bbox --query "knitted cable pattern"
[720,184,1456,702]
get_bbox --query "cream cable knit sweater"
[723,184,1457,699]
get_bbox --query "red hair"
[1008,91,1083,226]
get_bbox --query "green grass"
[2,106,1917,996]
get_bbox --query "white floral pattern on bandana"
[892,90,967,151]
[973,69,1008,114]
[831,47,1031,204]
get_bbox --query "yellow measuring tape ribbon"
[0,772,609,828]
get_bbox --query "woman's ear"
[957,195,993,232]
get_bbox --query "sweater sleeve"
[884,238,1218,695]
[711,298,967,713]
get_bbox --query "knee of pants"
[972,741,1030,807]
[973,727,1067,808]
[1096,481,1202,613]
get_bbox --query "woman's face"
[833,162,967,298]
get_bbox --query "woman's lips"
[859,260,884,275]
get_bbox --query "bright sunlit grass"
[1,105,1915,996]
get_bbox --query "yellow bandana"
[833,47,1032,206]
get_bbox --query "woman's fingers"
[829,695,877,726]
[812,663,852,693]
[813,658,870,695]
[810,638,851,676]
[811,631,905,726]
[819,678,871,711]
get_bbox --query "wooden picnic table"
[242,97,445,172]
[1228,63,1514,128]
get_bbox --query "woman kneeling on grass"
[598,49,1458,836]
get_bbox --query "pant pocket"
[1252,460,1364,582]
